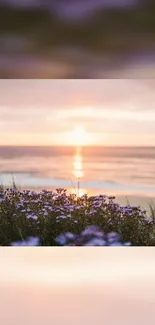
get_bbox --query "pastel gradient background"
[0,248,155,325]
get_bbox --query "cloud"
[0,79,155,145]
[0,79,155,110]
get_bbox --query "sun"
[60,125,94,146]
[71,125,90,146]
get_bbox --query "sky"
[0,248,155,325]
[0,79,155,146]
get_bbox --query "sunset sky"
[0,248,155,325]
[0,79,155,146]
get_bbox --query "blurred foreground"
[0,2,155,77]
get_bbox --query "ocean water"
[0,146,155,197]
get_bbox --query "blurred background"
[0,0,155,78]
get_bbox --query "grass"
[0,184,155,246]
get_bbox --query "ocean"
[0,145,155,197]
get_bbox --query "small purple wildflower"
[55,234,67,245]
[145,219,153,224]
[55,232,76,245]
[107,232,120,244]
[26,214,38,220]
[84,238,107,246]
[123,242,131,246]
[56,215,68,220]
[88,210,97,216]
[81,226,104,239]
[11,237,40,246]
[56,226,132,246]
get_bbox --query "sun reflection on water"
[71,147,86,197]
[72,147,84,179]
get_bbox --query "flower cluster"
[55,225,131,246]
[0,188,154,246]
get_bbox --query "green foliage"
[0,6,155,54]
[0,187,155,246]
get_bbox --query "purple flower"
[123,242,131,246]
[88,210,97,215]
[26,214,38,220]
[48,207,53,211]
[81,226,104,238]
[55,232,76,245]
[56,215,68,220]
[65,232,76,241]
[11,237,40,246]
[93,202,102,207]
[55,234,67,245]
[84,238,107,246]
[108,242,122,246]
[107,232,120,244]
[145,219,153,224]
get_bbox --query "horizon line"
[0,144,155,148]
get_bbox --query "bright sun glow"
[70,125,90,146]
